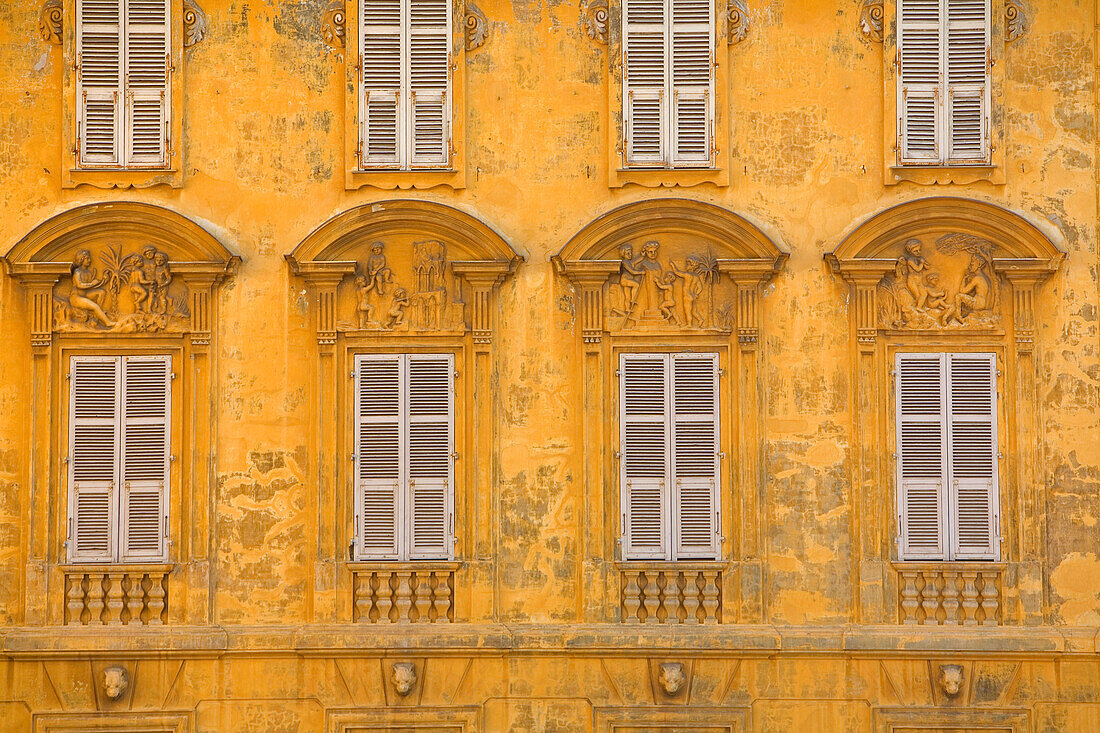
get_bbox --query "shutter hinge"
[614,451,621,459]
[171,372,177,380]
[63,456,70,464]
[349,370,356,379]
[350,454,356,461]
[615,369,621,377]
[66,372,72,380]
[717,368,726,377]
[451,451,459,461]
[67,517,72,539]
[349,539,356,560]
[169,454,176,462]
[718,451,726,459]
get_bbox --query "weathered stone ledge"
[0,624,1096,658]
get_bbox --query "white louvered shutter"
[406,355,454,558]
[620,354,669,559]
[408,0,451,166]
[69,357,121,562]
[361,0,403,166]
[623,0,667,165]
[944,0,988,162]
[119,356,170,561]
[898,0,942,162]
[78,0,123,164]
[947,353,999,559]
[124,0,170,165]
[356,355,402,558]
[671,354,719,558]
[896,353,948,560]
[668,0,712,166]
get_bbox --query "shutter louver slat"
[948,354,998,559]
[120,355,169,560]
[70,357,120,562]
[356,356,402,558]
[621,355,668,558]
[78,0,122,164]
[896,354,947,559]
[407,356,453,557]
[672,355,719,558]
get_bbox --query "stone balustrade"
[63,566,170,625]
[351,564,458,623]
[895,563,1004,625]
[619,564,723,624]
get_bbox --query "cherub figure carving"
[354,274,374,328]
[127,245,159,314]
[615,242,643,316]
[898,239,931,308]
[152,251,172,314]
[657,662,686,696]
[391,662,417,696]
[103,665,129,700]
[657,271,678,323]
[386,287,410,329]
[69,249,114,327]
[363,241,393,297]
[938,664,963,698]
[942,253,995,326]
[670,254,714,327]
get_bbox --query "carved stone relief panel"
[877,233,1003,331]
[53,246,190,333]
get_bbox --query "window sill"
[347,560,462,571]
[63,167,183,189]
[615,559,727,571]
[345,167,465,191]
[610,166,729,189]
[886,164,1003,186]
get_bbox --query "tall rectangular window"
[619,353,720,560]
[359,0,452,169]
[622,0,714,168]
[77,0,171,168]
[354,353,455,560]
[897,0,990,165]
[896,352,1000,561]
[68,355,171,563]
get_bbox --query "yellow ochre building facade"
[0,0,1098,730]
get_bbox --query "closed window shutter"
[671,354,719,558]
[406,355,454,558]
[355,355,403,558]
[119,355,170,561]
[896,353,948,560]
[620,354,669,559]
[69,356,121,562]
[361,0,403,166]
[668,0,712,166]
[947,353,998,559]
[124,0,170,165]
[623,0,667,166]
[408,0,451,166]
[78,0,123,164]
[944,0,988,162]
[898,0,942,162]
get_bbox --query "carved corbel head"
[656,662,687,696]
[103,665,129,700]
[937,664,964,698]
[391,662,417,696]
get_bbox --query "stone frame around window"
[0,201,240,625]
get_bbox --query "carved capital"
[184,0,208,48]
[322,1,347,48]
[553,258,621,345]
[1004,0,1028,43]
[465,3,489,51]
[858,0,884,44]
[451,259,516,344]
[287,259,357,344]
[39,0,63,46]
[727,0,750,45]
[582,0,609,45]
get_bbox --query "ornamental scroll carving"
[727,0,750,45]
[858,0,884,44]
[53,246,190,333]
[344,240,465,332]
[183,0,208,48]
[39,0,63,45]
[322,1,347,48]
[582,0,609,44]
[465,3,489,51]
[1004,0,1029,43]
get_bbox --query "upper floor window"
[68,355,171,563]
[355,353,455,560]
[622,0,714,168]
[358,0,452,169]
[897,0,990,165]
[77,0,171,168]
[620,352,720,560]
[896,352,999,562]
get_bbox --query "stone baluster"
[701,571,720,624]
[682,572,701,624]
[354,572,372,622]
[659,572,680,624]
[146,572,166,625]
[66,574,85,626]
[394,572,413,622]
[413,572,432,622]
[979,571,999,626]
[622,571,642,623]
[105,572,125,625]
[920,571,941,625]
[960,572,979,625]
[125,573,146,625]
[376,573,394,623]
[86,573,106,625]
[431,571,452,623]
[641,572,660,624]
[899,571,920,624]
[941,571,960,626]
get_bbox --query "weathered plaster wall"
[0,0,1097,730]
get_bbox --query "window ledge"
[63,168,183,190]
[345,167,465,191]
[610,166,729,189]
[886,165,1003,186]
[59,562,174,573]
[347,560,462,571]
[615,560,727,571]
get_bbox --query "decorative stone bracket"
[184,0,208,48]
[465,2,489,51]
